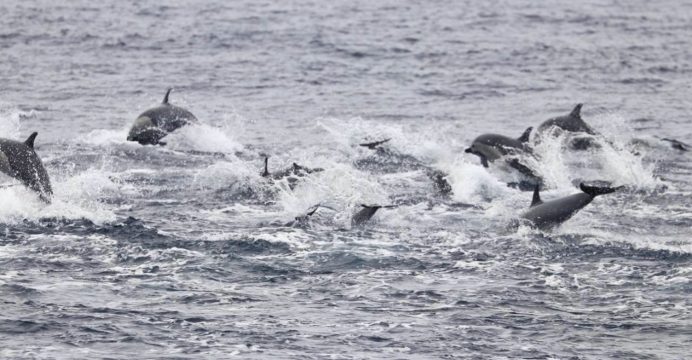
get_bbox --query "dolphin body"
[520,183,622,230]
[0,132,52,203]
[351,204,397,227]
[127,88,197,145]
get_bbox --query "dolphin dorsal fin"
[162,88,172,104]
[517,127,532,143]
[530,184,542,207]
[24,132,38,149]
[570,103,583,118]
[261,156,270,177]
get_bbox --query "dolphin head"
[465,135,514,167]
[127,115,168,145]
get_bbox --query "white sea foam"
[0,168,119,225]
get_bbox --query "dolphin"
[464,127,533,167]
[464,127,541,187]
[520,183,622,230]
[536,104,597,141]
[358,138,453,195]
[0,132,53,203]
[260,156,324,190]
[661,138,689,152]
[537,103,596,136]
[351,204,397,227]
[356,138,425,172]
[285,204,322,228]
[260,156,324,180]
[127,88,198,145]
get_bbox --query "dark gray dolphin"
[260,156,324,181]
[0,132,53,203]
[127,88,198,145]
[285,204,322,228]
[260,156,324,190]
[520,183,622,230]
[464,127,541,187]
[464,127,533,167]
[358,138,454,196]
[537,104,596,136]
[351,204,397,227]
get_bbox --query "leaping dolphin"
[351,204,397,227]
[464,127,541,187]
[285,204,322,227]
[520,183,622,230]
[0,132,53,203]
[464,127,533,167]
[537,104,596,135]
[127,88,198,145]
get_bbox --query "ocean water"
[0,0,690,359]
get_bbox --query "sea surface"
[0,1,690,359]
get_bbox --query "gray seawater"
[1,0,691,359]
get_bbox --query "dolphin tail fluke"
[517,127,532,143]
[579,183,623,197]
[24,132,38,148]
[163,88,172,104]
[570,103,583,118]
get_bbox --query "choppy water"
[1,1,691,359]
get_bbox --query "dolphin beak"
[464,148,474,154]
